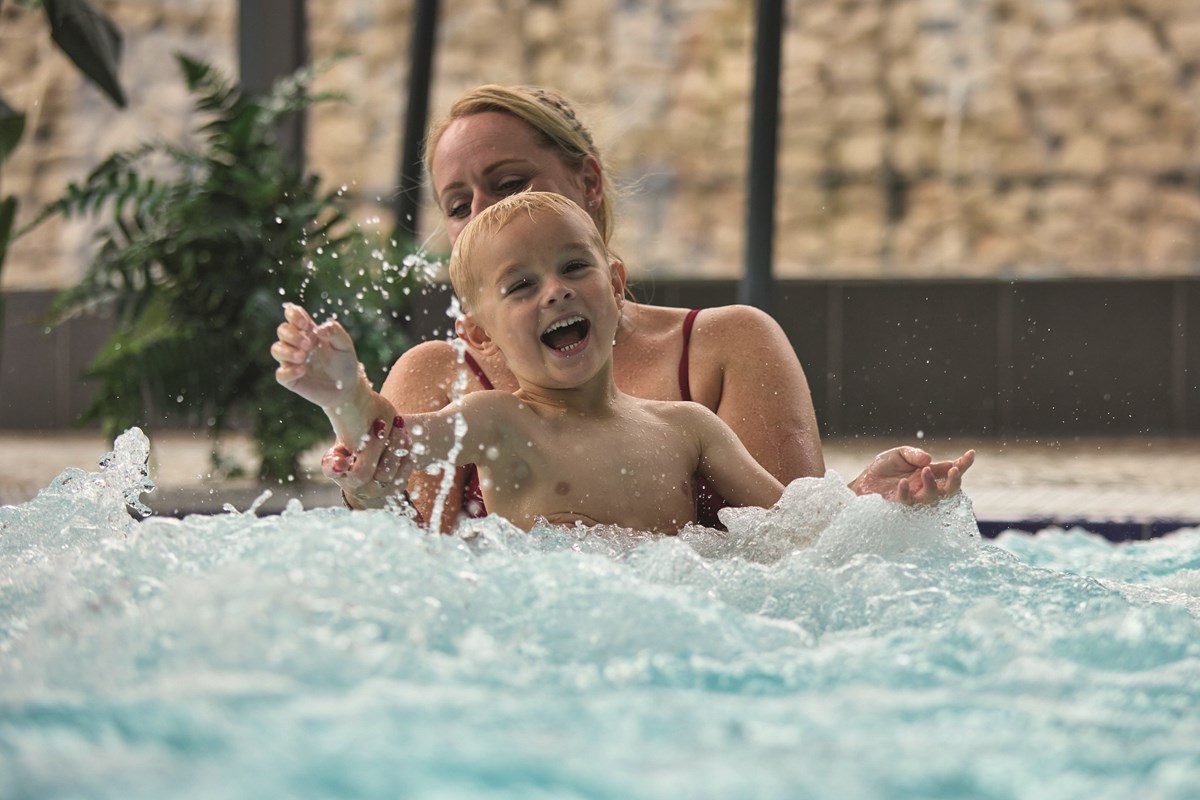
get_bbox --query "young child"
[272,192,784,533]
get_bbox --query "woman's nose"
[471,191,500,218]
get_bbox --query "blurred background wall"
[4,0,1199,288]
[1,0,1197,436]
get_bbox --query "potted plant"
[24,54,419,481]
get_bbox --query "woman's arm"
[688,305,824,483]
[690,404,786,510]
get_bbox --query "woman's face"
[431,111,596,246]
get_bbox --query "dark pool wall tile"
[5,279,1198,437]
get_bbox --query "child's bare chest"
[483,414,700,533]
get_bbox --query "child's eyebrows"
[492,263,527,283]
[558,241,599,258]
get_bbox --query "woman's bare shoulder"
[382,339,489,411]
[389,339,462,377]
[697,303,784,334]
[691,304,791,359]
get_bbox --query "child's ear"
[610,259,627,308]
[459,313,499,355]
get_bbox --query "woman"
[324,85,972,530]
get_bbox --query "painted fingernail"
[394,415,405,429]
[372,419,386,438]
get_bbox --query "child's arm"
[688,405,786,510]
[273,303,507,490]
[272,303,397,454]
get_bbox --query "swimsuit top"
[459,353,492,520]
[459,309,730,528]
[679,310,733,528]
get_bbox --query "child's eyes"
[562,260,589,273]
[503,279,531,295]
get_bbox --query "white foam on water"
[2,430,1198,799]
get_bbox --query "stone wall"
[1,0,236,290]
[3,0,1199,290]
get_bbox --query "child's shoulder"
[631,395,718,427]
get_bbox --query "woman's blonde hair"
[449,192,609,312]
[425,85,615,244]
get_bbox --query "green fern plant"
[25,54,417,481]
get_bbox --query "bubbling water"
[2,430,1198,799]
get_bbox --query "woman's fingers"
[330,417,410,500]
[342,419,390,487]
[374,418,413,486]
[321,443,355,481]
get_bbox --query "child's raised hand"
[272,303,364,411]
[849,446,975,505]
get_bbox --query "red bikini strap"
[461,349,495,390]
[679,309,701,402]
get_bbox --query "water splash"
[1,432,1198,799]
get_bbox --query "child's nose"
[541,279,573,305]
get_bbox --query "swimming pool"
[2,429,1198,799]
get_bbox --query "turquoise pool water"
[2,430,1198,799]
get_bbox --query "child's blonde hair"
[449,192,608,312]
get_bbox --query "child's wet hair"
[449,192,609,312]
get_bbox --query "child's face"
[463,208,624,390]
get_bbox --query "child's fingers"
[315,319,356,353]
[944,466,962,495]
[282,303,317,331]
[274,363,306,387]
[920,466,938,503]
[275,320,315,351]
[270,340,309,366]
[898,446,933,468]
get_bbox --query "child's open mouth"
[540,315,591,353]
